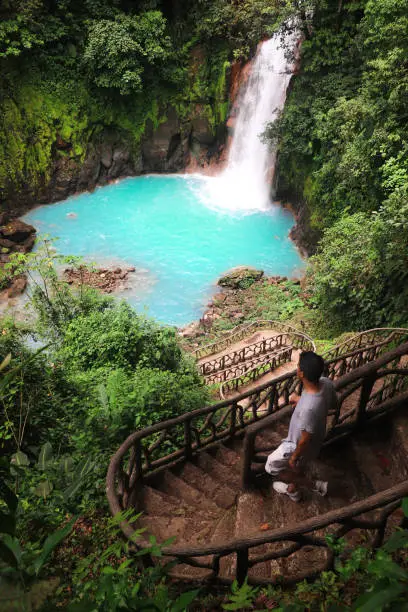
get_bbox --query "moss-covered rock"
[218,266,264,290]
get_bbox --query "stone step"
[140,515,213,548]
[211,506,237,580]
[141,486,204,519]
[233,490,280,581]
[140,515,214,581]
[196,451,241,489]
[351,421,401,495]
[213,443,242,474]
[161,471,221,517]
[178,462,237,509]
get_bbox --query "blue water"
[23,175,304,326]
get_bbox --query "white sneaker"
[273,481,301,502]
[313,480,328,496]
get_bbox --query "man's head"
[297,351,325,384]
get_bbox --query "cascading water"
[203,31,295,212]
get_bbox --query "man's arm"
[289,430,312,470]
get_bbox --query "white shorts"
[265,441,297,475]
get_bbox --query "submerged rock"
[218,266,264,290]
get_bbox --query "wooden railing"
[241,343,408,489]
[204,346,293,386]
[106,341,408,586]
[218,346,293,396]
[322,328,408,361]
[193,320,315,360]
[199,333,289,376]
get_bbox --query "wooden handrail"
[163,480,408,557]
[240,341,408,489]
[322,328,408,360]
[193,320,315,359]
[106,339,408,586]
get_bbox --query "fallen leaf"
[260,523,269,531]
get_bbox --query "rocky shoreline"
[63,265,137,293]
[180,267,303,350]
[0,213,36,298]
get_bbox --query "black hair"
[298,351,325,384]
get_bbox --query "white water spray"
[203,31,296,213]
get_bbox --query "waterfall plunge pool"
[23,174,304,326]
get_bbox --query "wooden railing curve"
[106,341,408,586]
[193,320,316,360]
[218,347,293,396]
[322,328,408,361]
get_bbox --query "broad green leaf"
[0,481,18,512]
[77,457,94,478]
[10,451,29,476]
[383,529,408,553]
[0,353,11,372]
[33,517,75,575]
[356,584,405,611]
[67,598,98,612]
[37,442,53,470]
[60,456,74,474]
[0,535,22,568]
[11,451,29,467]
[34,480,53,499]
[0,511,16,536]
[171,589,200,612]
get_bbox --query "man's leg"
[275,465,328,498]
[265,441,295,476]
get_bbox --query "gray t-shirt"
[284,377,338,460]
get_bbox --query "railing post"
[241,432,255,490]
[236,548,249,585]
[184,419,193,460]
[356,373,376,428]
[230,402,237,436]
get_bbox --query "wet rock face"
[1,219,36,244]
[1,104,225,217]
[218,266,264,290]
[0,215,36,297]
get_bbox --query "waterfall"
[202,31,295,213]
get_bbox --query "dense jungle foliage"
[269,0,408,331]
[1,0,408,609]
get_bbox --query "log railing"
[322,328,408,361]
[106,341,408,585]
[199,333,289,377]
[241,342,408,489]
[193,320,315,360]
[218,347,293,396]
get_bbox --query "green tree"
[83,12,173,94]
[308,212,385,330]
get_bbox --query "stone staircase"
[135,408,408,582]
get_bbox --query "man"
[265,351,338,502]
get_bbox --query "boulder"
[218,266,264,290]
[0,219,35,243]
[0,237,16,250]
[7,276,27,298]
